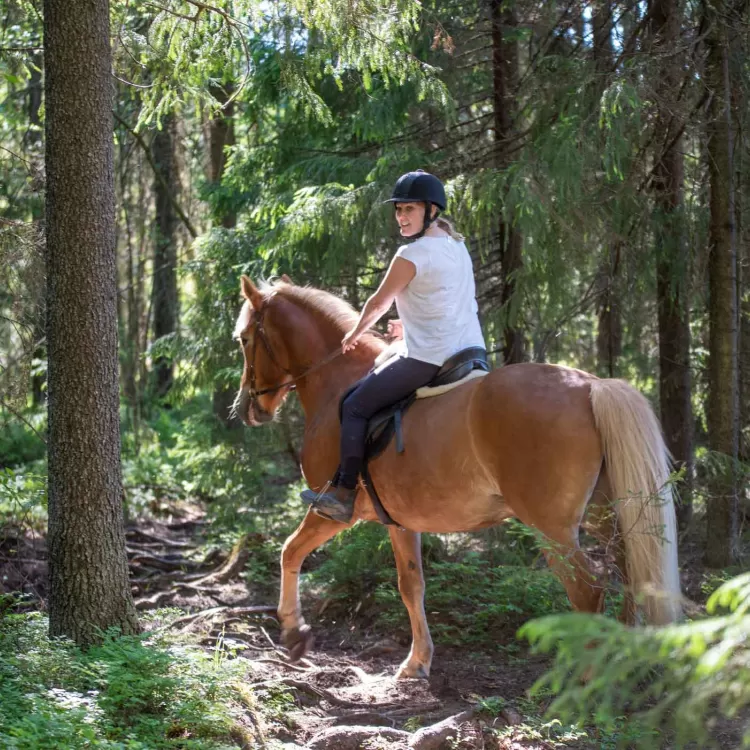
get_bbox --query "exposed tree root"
[161,604,277,632]
[304,708,479,750]
[135,590,177,609]
[191,534,250,585]
[125,527,195,549]
[305,726,409,749]
[408,708,478,749]
[129,553,200,572]
[252,677,403,710]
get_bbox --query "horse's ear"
[241,275,264,310]
[281,274,293,285]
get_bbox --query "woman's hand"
[387,319,404,341]
[342,328,361,353]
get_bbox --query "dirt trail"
[128,507,559,749]
[3,500,747,747]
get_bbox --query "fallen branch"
[259,625,285,654]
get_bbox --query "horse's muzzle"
[237,388,273,426]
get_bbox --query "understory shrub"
[0,612,252,749]
[307,521,570,645]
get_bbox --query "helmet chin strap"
[406,202,440,241]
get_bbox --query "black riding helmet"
[384,170,446,239]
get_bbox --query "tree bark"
[591,1,623,379]
[44,0,138,643]
[705,6,739,567]
[28,52,47,406]
[207,83,236,230]
[207,83,242,426]
[650,0,694,528]
[150,115,179,399]
[491,0,525,363]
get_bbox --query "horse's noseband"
[244,299,344,410]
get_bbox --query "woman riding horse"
[233,181,681,678]
[300,170,486,523]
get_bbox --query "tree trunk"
[207,83,242,426]
[44,0,138,644]
[705,7,739,567]
[28,52,47,406]
[741,206,750,465]
[591,1,622,379]
[207,83,236,230]
[150,115,179,399]
[650,0,694,528]
[491,0,525,363]
[595,245,622,377]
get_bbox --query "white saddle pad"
[416,368,489,399]
[373,341,489,398]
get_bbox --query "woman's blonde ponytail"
[436,216,464,242]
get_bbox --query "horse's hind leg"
[519,508,605,614]
[540,533,605,615]
[278,510,351,661]
[388,527,433,679]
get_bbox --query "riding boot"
[300,484,356,523]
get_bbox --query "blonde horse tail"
[589,379,682,625]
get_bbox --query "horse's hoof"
[282,625,314,662]
[396,661,430,680]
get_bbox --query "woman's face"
[394,202,427,237]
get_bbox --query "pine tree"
[45,0,139,644]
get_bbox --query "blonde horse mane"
[262,280,359,334]
[248,280,385,354]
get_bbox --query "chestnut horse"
[233,276,681,679]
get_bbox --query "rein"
[247,301,344,400]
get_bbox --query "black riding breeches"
[337,355,439,489]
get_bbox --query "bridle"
[244,299,344,404]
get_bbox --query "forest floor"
[124,503,564,749]
[2,496,746,749]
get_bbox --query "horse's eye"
[240,337,248,347]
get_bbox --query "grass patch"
[0,611,260,749]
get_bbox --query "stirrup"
[300,484,355,523]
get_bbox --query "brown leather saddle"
[337,347,490,526]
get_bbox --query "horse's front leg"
[388,526,433,679]
[278,510,350,661]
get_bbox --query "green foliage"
[378,557,569,645]
[520,572,750,748]
[308,522,570,646]
[122,397,300,532]
[0,414,46,469]
[0,614,251,749]
[0,467,46,527]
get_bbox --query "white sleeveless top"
[393,236,485,366]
